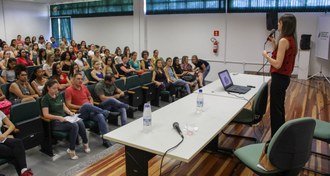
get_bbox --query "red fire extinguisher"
[211,37,218,53]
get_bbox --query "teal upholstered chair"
[304,119,330,175]
[234,117,315,176]
[220,82,268,152]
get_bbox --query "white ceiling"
[8,0,100,5]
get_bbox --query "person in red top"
[262,14,297,137]
[16,49,34,67]
[65,73,112,148]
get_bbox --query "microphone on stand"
[173,122,183,137]
[264,29,276,45]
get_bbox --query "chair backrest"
[10,100,41,124]
[140,72,152,85]
[251,82,268,123]
[84,68,97,82]
[268,117,315,170]
[86,84,101,102]
[0,83,11,98]
[126,75,140,90]
[114,78,126,91]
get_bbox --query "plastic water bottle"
[196,89,204,114]
[143,102,152,133]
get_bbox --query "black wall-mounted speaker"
[266,12,278,31]
[300,34,312,50]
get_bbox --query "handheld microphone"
[264,29,276,44]
[173,122,183,137]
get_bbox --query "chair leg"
[303,150,330,175]
[218,128,259,154]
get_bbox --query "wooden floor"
[77,78,330,176]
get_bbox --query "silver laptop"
[218,70,251,94]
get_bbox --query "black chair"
[220,83,268,152]
[303,119,330,175]
[0,83,10,98]
[234,117,316,176]
[27,65,39,80]
[84,68,97,84]
[10,100,44,150]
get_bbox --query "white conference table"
[104,73,270,176]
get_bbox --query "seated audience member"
[0,110,33,175]
[191,55,210,86]
[0,44,15,59]
[45,42,54,57]
[70,40,79,54]
[94,74,137,126]
[122,46,130,59]
[87,44,96,59]
[9,64,38,104]
[181,56,203,88]
[118,55,136,77]
[67,46,76,61]
[30,43,39,65]
[1,58,17,83]
[113,47,122,64]
[151,49,165,67]
[38,35,46,49]
[60,51,72,74]
[90,60,104,81]
[16,49,33,67]
[41,80,90,160]
[64,73,112,148]
[173,57,196,89]
[74,50,89,71]
[30,66,48,97]
[0,50,11,70]
[51,62,71,91]
[69,63,89,85]
[53,48,61,62]
[152,59,176,102]
[92,49,102,64]
[164,57,191,95]
[37,48,46,66]
[59,41,67,54]
[128,52,141,72]
[103,57,120,79]
[61,37,69,47]
[43,54,54,78]
[140,50,153,71]
[50,36,59,48]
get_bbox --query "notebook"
[218,70,251,94]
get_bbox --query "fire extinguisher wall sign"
[211,37,218,54]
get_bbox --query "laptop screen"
[218,70,233,89]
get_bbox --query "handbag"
[0,99,12,115]
[181,74,196,82]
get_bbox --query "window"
[146,0,226,15]
[50,0,133,17]
[228,0,330,12]
[51,17,72,44]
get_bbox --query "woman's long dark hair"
[173,57,180,68]
[42,79,58,96]
[52,62,61,80]
[276,14,297,55]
